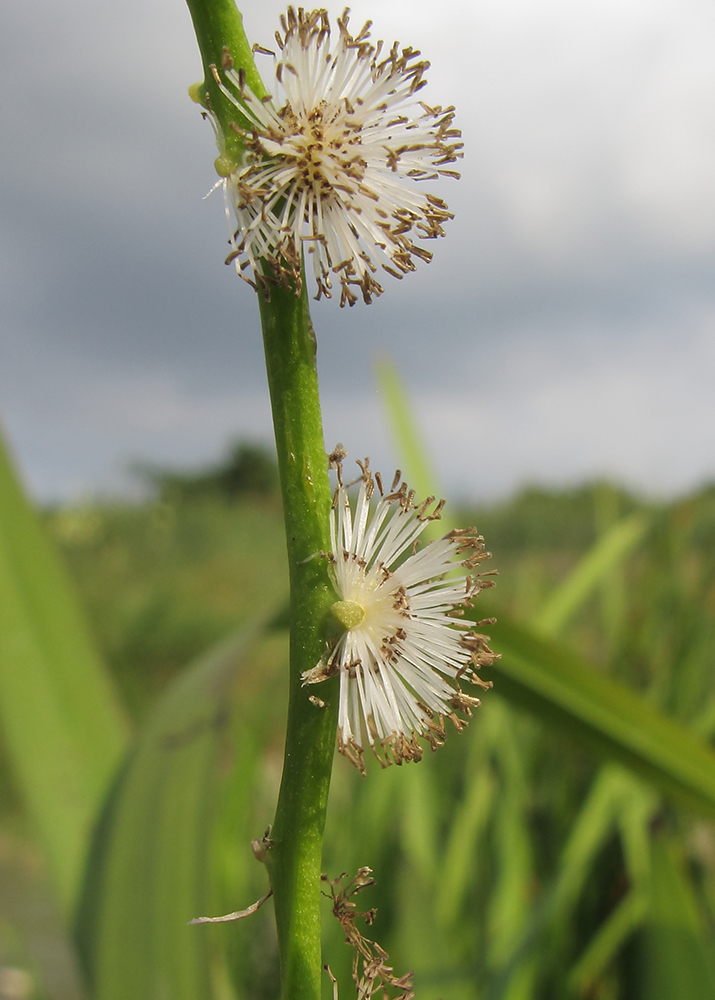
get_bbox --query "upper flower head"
[208,6,463,305]
[302,458,498,772]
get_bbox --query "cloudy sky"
[1,0,714,503]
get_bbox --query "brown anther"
[415,494,435,519]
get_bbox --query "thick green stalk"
[184,3,339,995]
[184,0,268,160]
[259,282,339,1000]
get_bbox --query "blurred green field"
[3,446,715,1000]
[46,474,715,729]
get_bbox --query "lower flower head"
[302,458,498,772]
[207,7,462,305]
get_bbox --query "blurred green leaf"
[77,629,282,1000]
[536,512,650,636]
[488,765,654,998]
[551,766,634,916]
[436,744,494,927]
[0,428,129,917]
[633,836,715,999]
[374,356,436,501]
[487,705,533,970]
[616,780,656,885]
[568,888,647,994]
[399,764,439,885]
[374,354,715,998]
[76,624,279,1000]
[482,611,715,820]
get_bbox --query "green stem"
[184,0,268,160]
[184,4,339,995]
[259,281,339,1000]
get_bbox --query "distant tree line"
[146,442,279,503]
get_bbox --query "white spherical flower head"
[209,6,463,305]
[302,460,498,772]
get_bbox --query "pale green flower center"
[331,600,365,630]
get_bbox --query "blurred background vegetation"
[2,435,715,1000]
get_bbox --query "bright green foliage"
[536,512,650,636]
[362,362,715,998]
[487,613,715,819]
[633,836,715,999]
[375,358,436,501]
[4,430,715,997]
[76,626,285,1000]
[49,496,288,717]
[0,427,129,918]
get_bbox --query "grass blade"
[481,610,715,820]
[0,428,129,916]
[374,356,436,500]
[633,836,715,999]
[567,889,647,994]
[536,512,650,636]
[436,761,494,926]
[76,624,282,1000]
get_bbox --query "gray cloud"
[1,0,714,501]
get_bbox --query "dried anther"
[323,869,414,1000]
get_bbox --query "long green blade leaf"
[480,611,715,820]
[536,512,650,636]
[374,356,438,501]
[0,428,129,916]
[568,888,647,993]
[634,837,715,999]
[77,625,280,1000]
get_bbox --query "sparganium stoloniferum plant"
[184,2,496,998]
